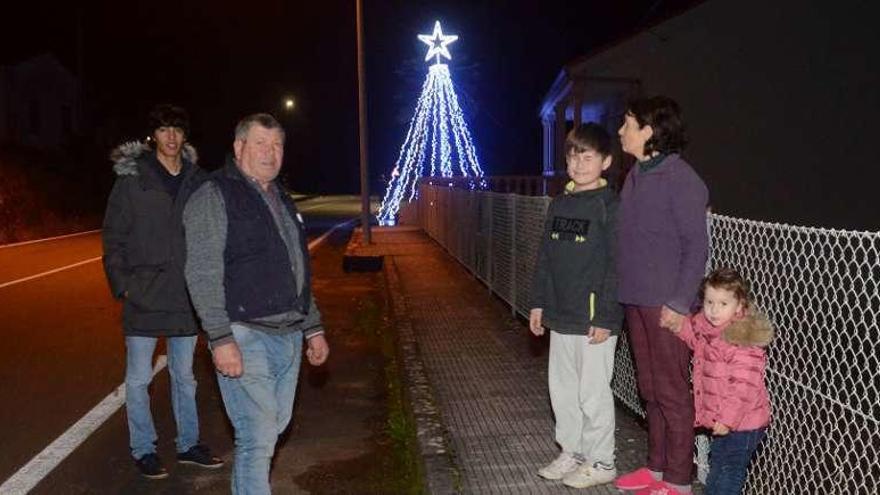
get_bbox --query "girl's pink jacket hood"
[677,311,775,431]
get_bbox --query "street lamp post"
[356,0,372,244]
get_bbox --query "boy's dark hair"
[564,122,612,157]
[701,267,751,309]
[148,104,190,137]
[626,96,686,155]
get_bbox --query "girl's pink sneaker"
[614,467,657,490]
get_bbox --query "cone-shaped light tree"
[377,21,484,225]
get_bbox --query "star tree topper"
[418,21,458,65]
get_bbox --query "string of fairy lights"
[377,21,484,226]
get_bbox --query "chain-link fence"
[417,182,879,494]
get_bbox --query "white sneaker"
[562,461,617,488]
[537,452,582,480]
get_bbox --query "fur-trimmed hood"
[110,141,198,176]
[723,310,775,347]
[683,308,773,431]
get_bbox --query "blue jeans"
[706,428,766,495]
[125,335,199,459]
[216,324,303,495]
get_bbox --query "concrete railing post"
[509,194,517,316]
[486,193,493,294]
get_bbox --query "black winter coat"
[102,142,207,336]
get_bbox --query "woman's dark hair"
[564,122,612,157]
[701,267,751,309]
[626,96,686,155]
[148,104,190,137]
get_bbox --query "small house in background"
[539,0,877,230]
[0,53,84,149]
[540,74,640,178]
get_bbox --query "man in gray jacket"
[183,113,329,494]
[102,104,222,479]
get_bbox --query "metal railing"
[416,182,879,494]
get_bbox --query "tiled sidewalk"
[350,227,655,494]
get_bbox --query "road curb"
[383,256,461,494]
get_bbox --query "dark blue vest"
[210,163,311,322]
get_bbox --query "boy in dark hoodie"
[529,122,624,489]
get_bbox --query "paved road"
[0,195,375,494]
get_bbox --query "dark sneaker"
[135,453,169,480]
[177,444,224,468]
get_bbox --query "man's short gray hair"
[234,113,286,142]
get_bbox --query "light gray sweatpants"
[548,331,618,465]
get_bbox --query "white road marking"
[297,200,328,213]
[0,356,168,494]
[0,215,358,491]
[0,195,347,250]
[0,215,355,290]
[307,218,357,251]
[0,230,101,249]
[0,197,325,250]
[0,256,103,290]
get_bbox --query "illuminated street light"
[284,97,295,111]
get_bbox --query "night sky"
[2,1,700,194]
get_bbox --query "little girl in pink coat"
[671,268,774,495]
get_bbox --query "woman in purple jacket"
[613,96,709,495]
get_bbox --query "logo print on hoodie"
[551,216,589,243]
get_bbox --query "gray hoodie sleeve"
[301,294,324,339]
[183,182,234,347]
[592,200,624,333]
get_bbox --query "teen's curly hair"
[148,104,190,138]
[626,96,686,155]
